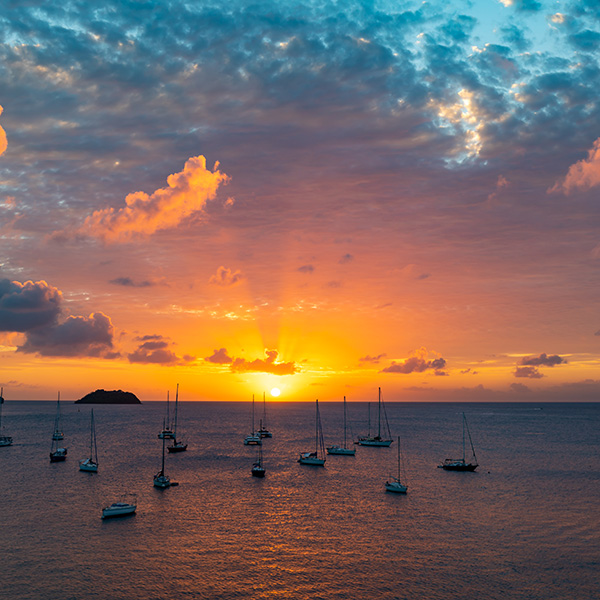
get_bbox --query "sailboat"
[356,387,393,446]
[251,444,266,477]
[298,399,326,466]
[0,388,13,447]
[438,412,479,471]
[385,436,408,493]
[157,391,175,439]
[167,384,187,453]
[257,392,272,438]
[153,420,171,488]
[49,392,67,462]
[243,394,261,445]
[326,396,355,455]
[79,409,99,472]
[52,392,64,440]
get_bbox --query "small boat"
[167,384,188,453]
[356,388,393,447]
[157,391,175,439]
[243,394,262,445]
[154,422,171,488]
[0,388,13,447]
[79,409,98,472]
[251,445,266,477]
[438,412,479,472]
[50,392,67,461]
[298,399,326,466]
[102,501,137,519]
[257,392,272,438]
[327,395,355,455]
[51,392,64,441]
[385,436,408,493]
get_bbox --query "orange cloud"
[209,266,243,287]
[550,138,600,195]
[0,105,7,156]
[81,155,228,242]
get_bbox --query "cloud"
[550,138,600,194]
[209,266,243,287]
[0,105,6,156]
[359,353,387,364]
[18,312,118,358]
[128,335,193,365]
[514,365,543,378]
[230,349,299,375]
[297,265,315,274]
[205,347,233,364]
[109,277,155,288]
[79,156,228,242]
[339,254,354,264]
[509,382,531,393]
[0,279,62,332]
[519,353,565,367]
[380,347,447,374]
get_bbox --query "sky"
[1,0,600,402]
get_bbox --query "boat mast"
[315,399,319,455]
[161,420,166,474]
[166,390,170,430]
[343,396,347,449]
[465,413,478,464]
[0,387,3,429]
[92,409,98,463]
[378,387,382,439]
[462,412,466,462]
[252,394,255,432]
[173,384,179,439]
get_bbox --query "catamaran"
[79,409,99,472]
[385,436,408,493]
[356,387,393,447]
[0,388,13,447]
[243,394,261,445]
[298,399,326,466]
[438,412,479,471]
[167,384,187,453]
[326,396,355,455]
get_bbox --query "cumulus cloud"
[519,353,565,367]
[0,279,62,332]
[514,365,543,378]
[18,312,118,358]
[231,349,298,375]
[550,138,600,194]
[205,347,233,364]
[380,347,447,374]
[79,156,228,242]
[128,335,193,365]
[209,266,243,287]
[0,105,6,156]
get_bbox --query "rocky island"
[75,389,141,404]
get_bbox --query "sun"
[270,387,281,397]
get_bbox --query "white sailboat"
[154,421,171,488]
[0,388,13,447]
[298,399,326,466]
[327,396,355,455]
[167,384,187,453]
[158,391,175,439]
[50,392,67,462]
[243,394,261,445]
[385,435,408,493]
[79,409,98,472]
[102,495,137,519]
[52,392,64,441]
[438,412,479,471]
[356,387,393,447]
[257,392,272,438]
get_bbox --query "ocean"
[1,400,599,600]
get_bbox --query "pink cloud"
[0,105,6,157]
[80,155,228,242]
[550,138,600,195]
[209,266,243,287]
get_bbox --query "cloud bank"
[80,156,228,242]
[205,348,298,375]
[381,347,447,374]
[128,335,193,365]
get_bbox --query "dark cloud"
[205,348,233,364]
[519,353,565,367]
[18,312,118,358]
[109,277,154,288]
[514,365,543,379]
[381,349,446,374]
[230,350,298,375]
[128,336,193,365]
[297,265,315,274]
[359,353,387,364]
[0,279,61,332]
[339,254,354,264]
[510,382,531,393]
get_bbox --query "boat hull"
[356,438,393,447]
[251,465,266,477]
[439,462,478,472]
[0,436,13,447]
[153,473,171,488]
[244,435,262,445]
[326,446,356,455]
[385,481,408,493]
[258,430,272,438]
[50,449,67,462]
[167,443,187,453]
[298,453,325,466]
[79,459,98,472]
[158,431,175,439]
[102,503,136,519]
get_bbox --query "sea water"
[1,401,598,600]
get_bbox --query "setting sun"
[270,387,281,397]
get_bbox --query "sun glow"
[270,387,281,397]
